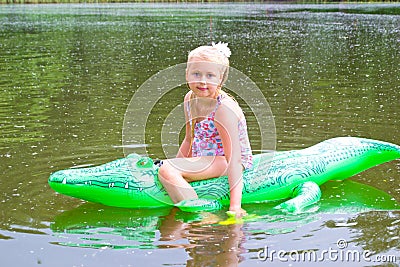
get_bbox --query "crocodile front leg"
[175,198,223,212]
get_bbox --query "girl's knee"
[158,164,168,179]
[158,160,176,181]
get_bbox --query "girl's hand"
[228,207,247,218]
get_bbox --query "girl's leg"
[158,156,228,203]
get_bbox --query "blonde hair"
[187,45,230,87]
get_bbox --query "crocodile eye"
[136,157,154,168]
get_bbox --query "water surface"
[0,3,399,266]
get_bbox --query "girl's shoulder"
[219,93,240,109]
[217,93,244,119]
[184,91,192,102]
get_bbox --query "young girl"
[158,42,253,217]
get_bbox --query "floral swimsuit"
[187,94,253,169]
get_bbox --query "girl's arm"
[177,92,193,158]
[215,101,245,215]
[177,133,191,158]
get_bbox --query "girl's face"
[186,61,224,99]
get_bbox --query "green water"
[0,3,399,266]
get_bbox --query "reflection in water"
[49,180,399,265]
[51,204,246,265]
[338,211,400,255]
[51,206,169,249]
[160,209,246,266]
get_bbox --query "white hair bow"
[212,41,231,58]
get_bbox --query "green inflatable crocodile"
[48,137,400,213]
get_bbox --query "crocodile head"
[48,153,159,188]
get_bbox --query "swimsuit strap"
[212,94,224,115]
[186,98,192,122]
